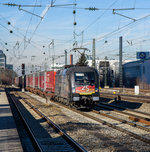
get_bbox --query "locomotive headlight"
[72,87,76,93]
[95,88,98,92]
[93,96,99,101]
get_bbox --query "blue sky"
[0,0,150,71]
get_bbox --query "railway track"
[79,110,150,144]
[72,109,150,145]
[96,103,150,126]
[6,90,87,152]
[101,88,150,95]
[100,92,150,103]
[23,91,150,145]
[98,102,150,117]
[6,90,43,152]
[92,108,150,132]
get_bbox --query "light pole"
[119,36,123,88]
[64,50,67,65]
[104,56,108,88]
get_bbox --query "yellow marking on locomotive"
[77,90,95,95]
[79,92,95,95]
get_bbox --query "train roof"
[56,65,98,76]
[63,65,88,69]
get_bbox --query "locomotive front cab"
[71,68,99,108]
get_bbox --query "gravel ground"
[23,92,150,152]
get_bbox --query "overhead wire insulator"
[3,3,17,7]
[85,7,99,11]
[9,30,13,33]
[7,22,11,25]
[73,10,76,14]
[74,22,77,25]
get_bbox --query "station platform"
[0,88,23,152]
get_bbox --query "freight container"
[34,73,39,88]
[45,71,56,93]
[39,71,45,91]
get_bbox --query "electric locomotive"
[54,65,99,108]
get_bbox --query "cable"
[73,0,77,46]
[133,0,136,8]
[23,0,38,54]
[71,0,119,49]
[79,0,119,35]
[0,1,60,58]
[0,38,17,57]
[24,0,57,50]
[0,19,46,57]
[82,13,150,47]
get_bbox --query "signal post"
[22,63,25,92]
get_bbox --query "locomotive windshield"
[74,72,95,84]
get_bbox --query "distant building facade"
[87,58,133,87]
[0,50,6,69]
[6,64,13,70]
[0,50,13,70]
[123,59,150,89]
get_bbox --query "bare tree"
[0,68,17,85]
[76,53,88,66]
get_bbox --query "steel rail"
[99,102,150,117]
[96,103,150,125]
[92,109,150,132]
[17,92,87,152]
[101,88,150,94]
[80,112,150,144]
[23,91,150,144]
[6,91,43,152]
[56,102,150,145]
[100,92,150,102]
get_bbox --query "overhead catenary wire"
[2,2,150,10]
[97,37,150,58]
[24,2,55,49]
[1,0,150,65]
[0,1,61,58]
[0,20,47,57]
[0,17,46,57]
[71,0,119,50]
[0,13,73,59]
[23,0,38,54]
[73,0,77,46]
[0,38,17,57]
[82,13,150,47]
[75,0,119,36]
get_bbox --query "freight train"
[14,65,100,108]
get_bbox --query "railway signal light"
[22,63,25,75]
